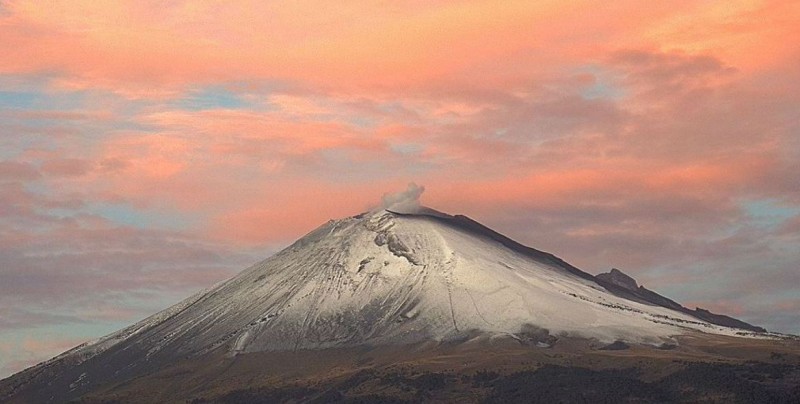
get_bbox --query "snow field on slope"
[56,210,763,366]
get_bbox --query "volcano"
[2,207,798,403]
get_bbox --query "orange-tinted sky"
[1,0,799,377]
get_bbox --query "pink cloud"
[2,0,800,378]
[0,161,39,181]
[40,158,93,177]
[5,1,794,94]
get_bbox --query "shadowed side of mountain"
[596,268,767,333]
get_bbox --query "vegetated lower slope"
[0,208,789,403]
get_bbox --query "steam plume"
[380,183,425,213]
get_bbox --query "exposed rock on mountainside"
[595,268,766,332]
[596,268,639,291]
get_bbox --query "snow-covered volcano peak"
[49,206,770,372]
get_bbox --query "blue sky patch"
[741,199,800,229]
[573,65,625,100]
[175,86,250,111]
[93,203,197,231]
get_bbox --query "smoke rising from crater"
[380,183,425,213]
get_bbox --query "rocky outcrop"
[595,268,766,333]
[596,268,638,291]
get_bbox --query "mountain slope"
[0,208,778,402]
[596,268,765,332]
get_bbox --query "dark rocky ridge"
[596,268,639,290]
[595,268,766,333]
